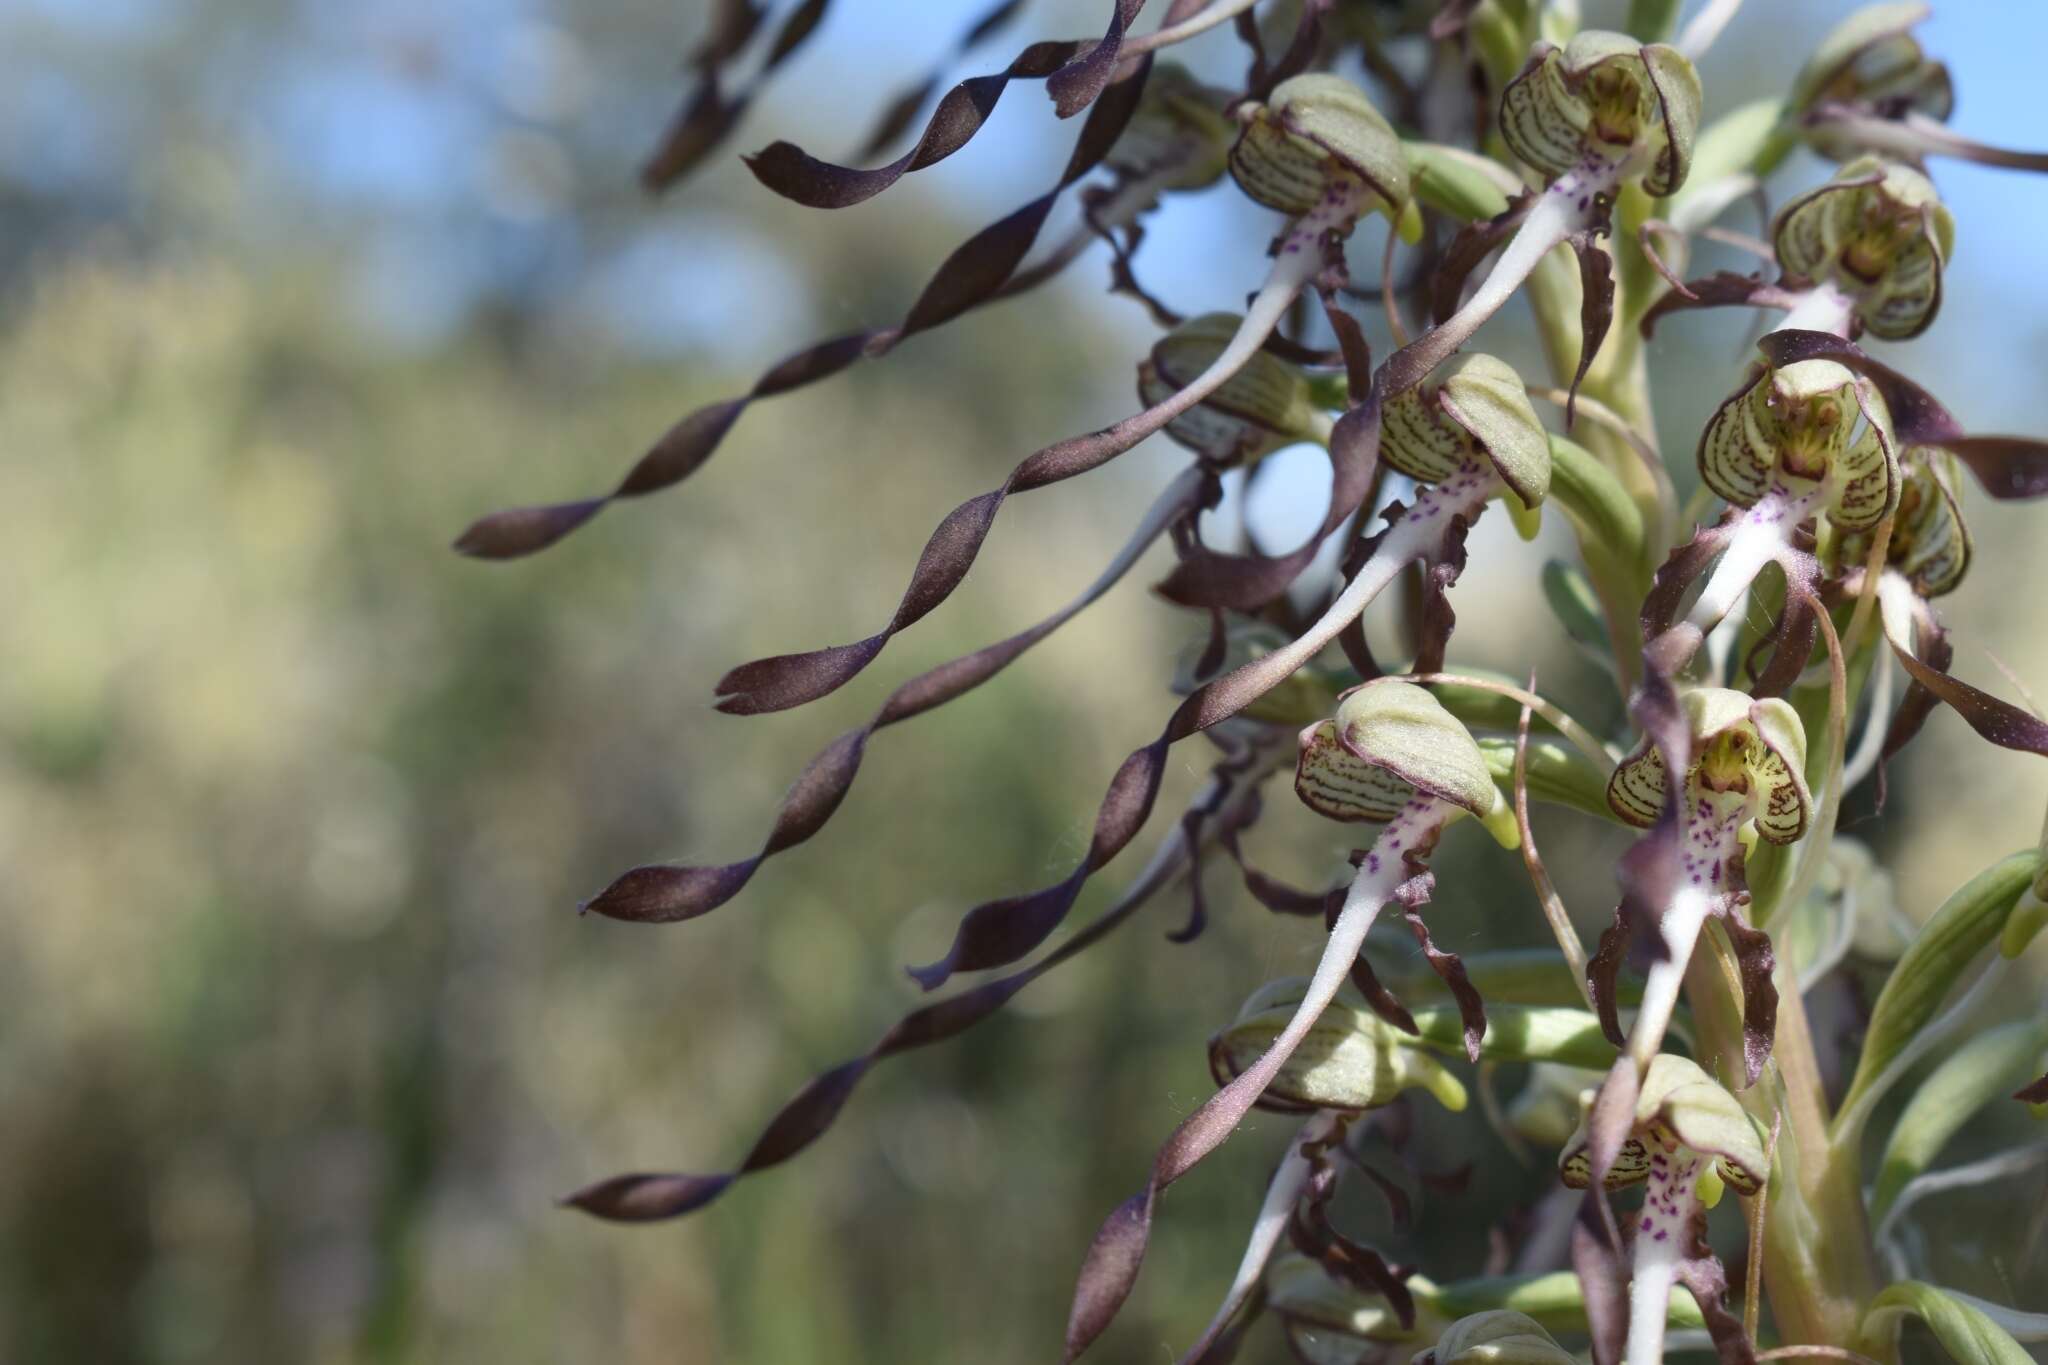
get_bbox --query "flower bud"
[1295,681,1501,828]
[1211,977,1469,1113]
[1700,356,1899,530]
[1607,688,1812,844]
[1137,312,1322,464]
[1106,63,1236,192]
[1228,74,1410,223]
[1418,1311,1578,1365]
[1835,446,1971,597]
[1382,353,1551,509]
[1500,32,1701,196]
[1775,156,1956,339]
[1791,3,1954,159]
[1559,1054,1768,1196]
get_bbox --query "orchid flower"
[1647,354,1898,679]
[1596,688,1811,1076]
[1061,681,1516,1362]
[1137,311,1334,466]
[1791,2,2048,173]
[1560,1055,1769,1365]
[1775,157,1955,340]
[1386,32,1701,395]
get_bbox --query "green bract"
[1607,688,1812,844]
[1136,312,1320,464]
[1228,73,1410,221]
[1382,353,1551,507]
[1700,356,1900,529]
[1210,978,1469,1113]
[1499,31,1701,195]
[1558,1053,1768,1195]
[1775,156,1956,339]
[1837,445,1972,596]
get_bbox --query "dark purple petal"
[1586,900,1645,1048]
[1637,271,1795,340]
[1572,1190,1630,1365]
[1432,195,1536,325]
[1944,436,2048,501]
[1876,615,1953,807]
[562,1171,735,1221]
[1065,1191,1157,1362]
[2015,1072,2048,1104]
[459,58,1152,561]
[1155,393,1382,610]
[1746,570,1819,698]
[1756,331,1967,447]
[638,0,830,192]
[852,0,1030,160]
[1046,0,1147,119]
[1673,1211,1758,1365]
[1411,514,1472,674]
[746,39,1081,206]
[1716,900,1779,1088]
[1243,0,1329,100]
[583,468,1202,923]
[1398,900,1486,1060]
[1885,621,2048,758]
[1566,232,1615,427]
[571,759,1247,1224]
[1289,1151,1417,1327]
[1346,947,1422,1036]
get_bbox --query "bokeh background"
[4,1,2046,1361]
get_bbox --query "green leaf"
[1396,948,1647,1009]
[1856,1281,2038,1365]
[1433,1270,1706,1333]
[1409,1004,1618,1069]
[1405,141,1514,223]
[1422,1311,1576,1365]
[1623,0,1681,42]
[1547,435,1646,586]
[1838,851,2045,1119]
[1871,1016,2048,1223]
[1542,559,1611,655]
[1477,734,1617,823]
